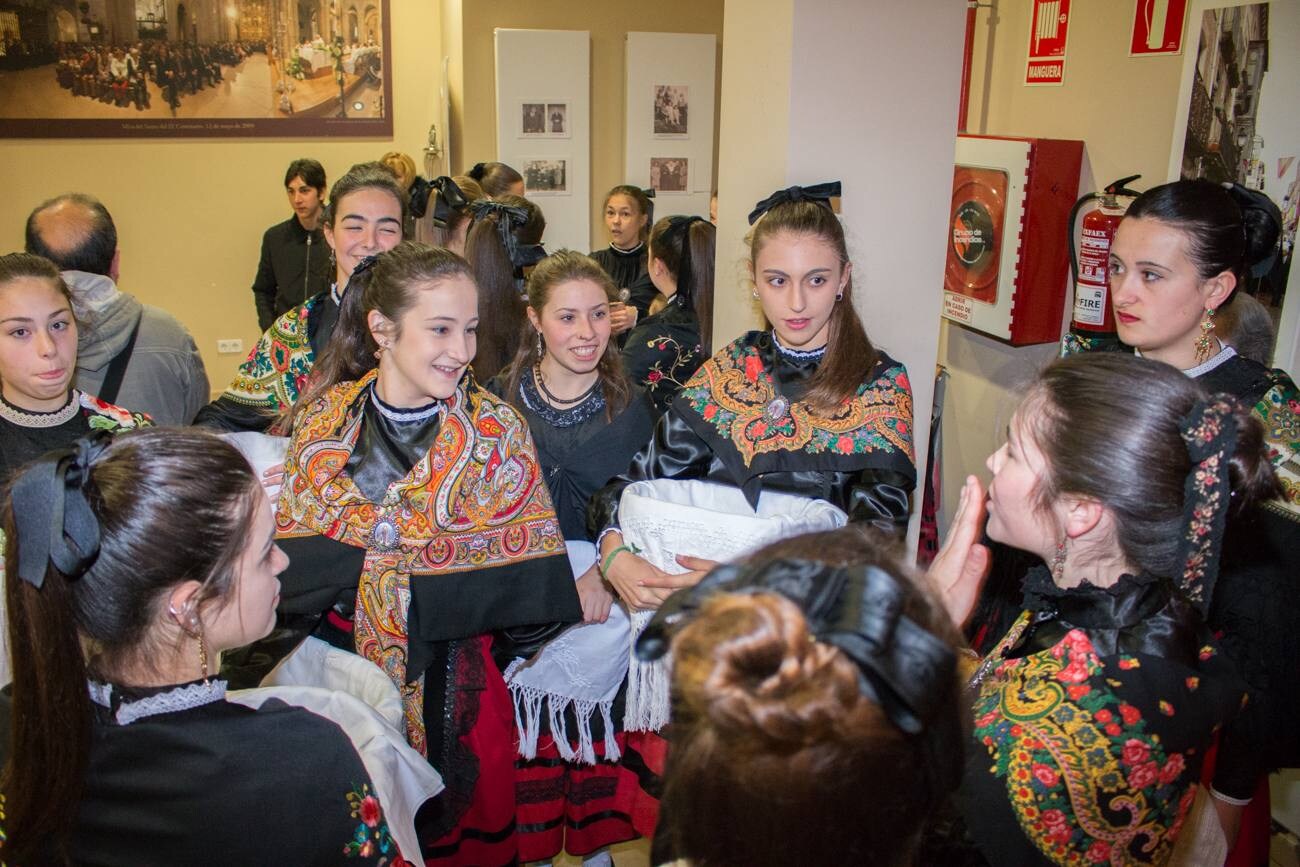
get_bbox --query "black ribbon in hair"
[469,199,546,271]
[658,215,706,301]
[340,253,381,301]
[13,430,113,588]
[748,181,842,225]
[1174,396,1239,614]
[410,176,469,226]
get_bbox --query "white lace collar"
[88,679,227,726]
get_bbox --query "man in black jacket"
[251,159,332,330]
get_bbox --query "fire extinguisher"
[1068,175,1143,333]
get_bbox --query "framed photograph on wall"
[523,157,569,195]
[650,157,689,193]
[518,100,569,138]
[0,0,393,138]
[653,84,688,137]
[520,102,547,136]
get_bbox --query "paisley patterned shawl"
[1253,367,1299,520]
[966,573,1244,866]
[276,369,576,754]
[677,331,915,478]
[220,296,318,413]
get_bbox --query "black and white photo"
[650,157,688,193]
[521,102,546,135]
[547,102,568,135]
[653,84,688,137]
[523,158,568,194]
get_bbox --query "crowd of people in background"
[0,151,1295,867]
[47,40,261,112]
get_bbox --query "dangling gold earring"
[197,631,213,688]
[1050,538,1068,583]
[1193,307,1216,364]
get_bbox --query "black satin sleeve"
[845,467,914,532]
[587,404,713,537]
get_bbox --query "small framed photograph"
[650,157,689,193]
[653,84,689,138]
[523,158,569,195]
[520,102,547,136]
[547,102,568,135]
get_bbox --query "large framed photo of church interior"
[0,0,393,138]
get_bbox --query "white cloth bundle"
[617,479,848,732]
[504,541,631,765]
[217,432,289,505]
[229,636,443,863]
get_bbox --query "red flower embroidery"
[836,435,854,452]
[1127,760,1158,790]
[360,795,381,828]
[1105,723,1122,737]
[1158,753,1185,785]
[1042,809,1067,829]
[1032,763,1060,786]
[647,370,664,383]
[1121,738,1151,766]
[703,405,718,420]
[1067,684,1090,700]
[1119,703,1142,726]
[744,354,762,383]
[1086,841,1111,863]
[1094,709,1112,723]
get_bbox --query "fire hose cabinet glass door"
[941,135,1083,345]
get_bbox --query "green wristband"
[601,542,641,578]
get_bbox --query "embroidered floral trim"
[679,336,913,466]
[1176,398,1238,612]
[222,297,317,412]
[343,782,398,860]
[80,392,152,431]
[641,333,701,397]
[519,367,605,428]
[973,618,1197,865]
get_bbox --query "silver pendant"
[765,396,789,421]
[371,517,400,552]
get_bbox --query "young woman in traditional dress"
[488,250,658,865]
[621,215,715,412]
[195,162,407,432]
[271,241,580,865]
[1056,180,1299,859]
[932,352,1279,865]
[587,181,917,840]
[1,428,402,864]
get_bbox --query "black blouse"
[621,295,704,412]
[487,369,657,541]
[0,679,396,865]
[0,395,90,485]
[590,244,659,321]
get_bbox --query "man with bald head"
[25,194,208,424]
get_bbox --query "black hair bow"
[469,200,545,270]
[748,181,842,225]
[410,176,469,226]
[658,215,706,299]
[13,430,113,588]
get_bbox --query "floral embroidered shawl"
[275,369,576,755]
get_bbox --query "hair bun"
[678,593,866,747]
[1224,184,1282,275]
[468,162,487,181]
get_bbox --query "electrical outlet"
[217,339,244,355]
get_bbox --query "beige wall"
[0,3,442,393]
[937,0,1194,535]
[450,0,724,251]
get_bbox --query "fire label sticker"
[1026,0,1070,85]
[1130,0,1188,56]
